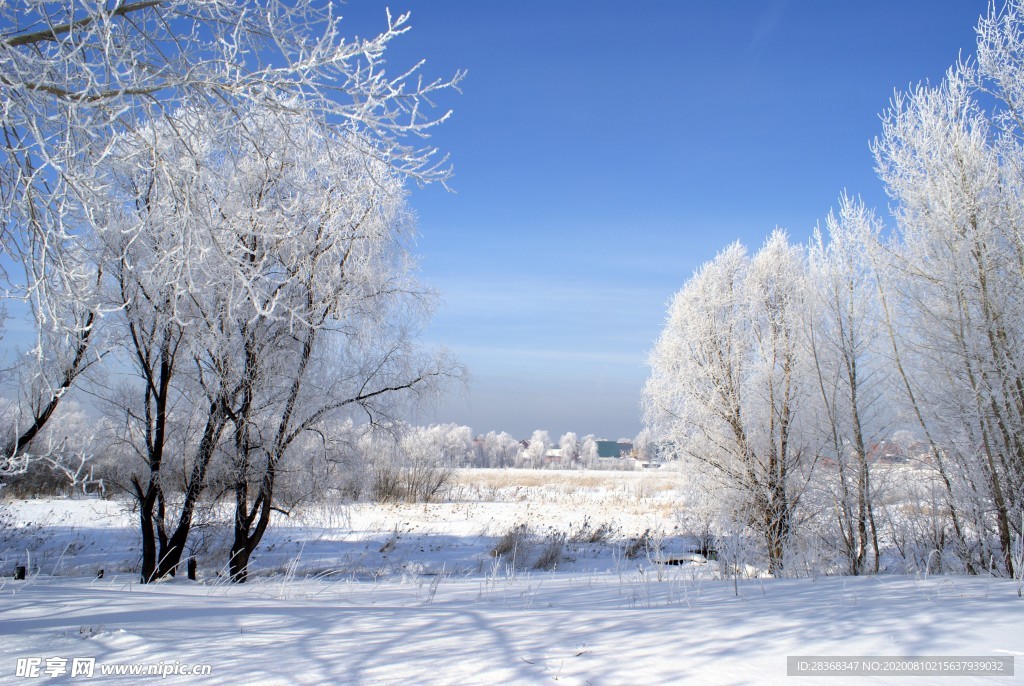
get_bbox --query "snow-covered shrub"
[365,425,457,503]
[879,478,963,575]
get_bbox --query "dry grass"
[624,528,658,560]
[452,467,684,498]
[532,532,566,570]
[447,467,686,523]
[490,523,533,568]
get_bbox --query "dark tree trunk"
[139,500,157,583]
[154,398,227,579]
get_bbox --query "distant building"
[596,440,633,459]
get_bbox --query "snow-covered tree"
[421,424,475,467]
[94,102,458,582]
[0,0,463,482]
[805,195,888,574]
[870,36,1024,575]
[559,432,580,467]
[480,431,523,468]
[580,435,600,466]
[632,430,655,462]
[523,430,551,468]
[2,1,466,580]
[645,231,817,574]
[361,423,460,504]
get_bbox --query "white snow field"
[1,469,1022,685]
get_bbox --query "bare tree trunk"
[155,398,228,579]
[134,477,159,583]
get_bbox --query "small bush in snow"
[533,532,567,570]
[491,523,531,567]
[625,529,657,560]
[569,517,617,546]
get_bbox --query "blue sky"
[340,1,986,440]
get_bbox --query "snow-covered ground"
[4,573,1021,685]
[1,470,1021,684]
